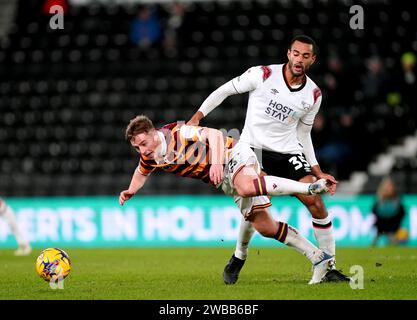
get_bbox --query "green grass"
[0,247,416,300]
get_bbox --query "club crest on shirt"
[301,101,312,110]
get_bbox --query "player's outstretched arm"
[188,66,262,126]
[201,127,225,185]
[187,80,238,126]
[187,110,205,126]
[119,167,149,205]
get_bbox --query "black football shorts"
[252,148,313,181]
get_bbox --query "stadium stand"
[0,0,416,196]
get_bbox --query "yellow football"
[396,228,409,244]
[35,248,71,281]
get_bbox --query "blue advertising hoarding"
[1,195,416,248]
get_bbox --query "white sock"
[255,176,310,196]
[0,200,29,247]
[312,216,335,256]
[282,223,324,264]
[234,217,255,260]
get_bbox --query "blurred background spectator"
[162,3,188,54]
[42,0,69,15]
[360,56,389,106]
[323,53,357,115]
[129,5,162,49]
[398,52,416,119]
[314,112,357,179]
[371,176,407,246]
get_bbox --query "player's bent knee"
[299,175,316,183]
[235,183,256,198]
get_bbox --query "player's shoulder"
[249,64,283,73]
[305,75,321,101]
[159,122,180,131]
[158,121,205,141]
[158,122,184,135]
[306,74,320,90]
[269,63,285,69]
[245,64,283,82]
[157,122,183,141]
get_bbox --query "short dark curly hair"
[289,35,318,56]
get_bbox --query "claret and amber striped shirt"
[138,123,235,184]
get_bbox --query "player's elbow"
[297,127,309,141]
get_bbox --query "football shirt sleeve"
[300,94,322,126]
[231,66,264,93]
[298,90,322,167]
[297,122,319,167]
[198,80,238,117]
[198,66,263,117]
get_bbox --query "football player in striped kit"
[119,115,336,284]
[188,35,350,284]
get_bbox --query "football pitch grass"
[1,247,416,300]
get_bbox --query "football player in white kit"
[188,35,349,284]
[0,198,31,256]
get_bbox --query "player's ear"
[311,54,317,65]
[151,129,158,140]
[287,48,291,59]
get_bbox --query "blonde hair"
[125,115,154,141]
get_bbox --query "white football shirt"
[231,63,322,154]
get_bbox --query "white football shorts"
[220,142,271,220]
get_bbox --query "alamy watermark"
[49,5,64,30]
[49,274,65,290]
[349,265,364,289]
[349,5,364,30]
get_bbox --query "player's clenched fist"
[119,190,134,206]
